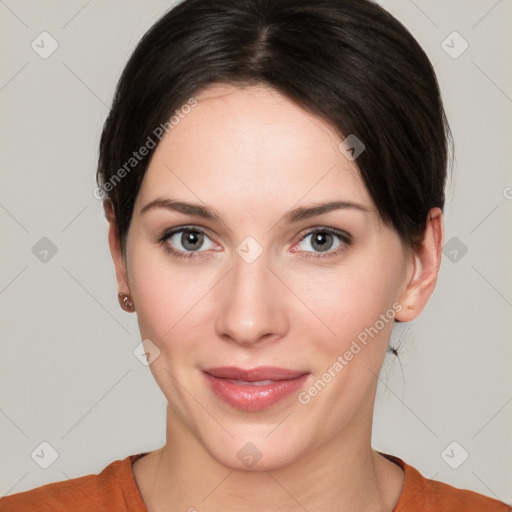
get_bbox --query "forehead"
[135,83,372,216]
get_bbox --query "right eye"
[159,226,219,260]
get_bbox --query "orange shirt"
[1,451,510,511]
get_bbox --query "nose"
[215,248,289,347]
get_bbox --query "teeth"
[226,379,275,386]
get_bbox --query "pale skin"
[105,83,443,511]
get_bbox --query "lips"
[202,366,307,381]
[202,366,310,411]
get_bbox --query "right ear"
[104,199,131,296]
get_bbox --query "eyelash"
[157,225,352,261]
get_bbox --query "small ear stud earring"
[118,292,135,312]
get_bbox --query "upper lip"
[202,366,308,381]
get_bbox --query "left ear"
[395,207,444,322]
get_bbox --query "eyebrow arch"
[140,197,370,224]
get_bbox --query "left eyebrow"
[140,197,370,224]
[284,200,370,223]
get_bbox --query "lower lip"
[203,372,309,412]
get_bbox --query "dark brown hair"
[97,0,452,252]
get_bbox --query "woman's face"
[120,84,416,470]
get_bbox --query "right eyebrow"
[140,198,224,224]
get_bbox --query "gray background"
[1,0,511,503]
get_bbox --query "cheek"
[294,259,402,416]
[127,243,217,342]
[302,253,404,348]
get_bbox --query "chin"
[193,418,319,473]
[207,438,305,472]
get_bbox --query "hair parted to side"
[97,0,452,254]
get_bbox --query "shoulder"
[380,453,512,512]
[0,453,149,512]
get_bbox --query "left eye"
[294,229,349,256]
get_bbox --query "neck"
[137,405,404,512]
